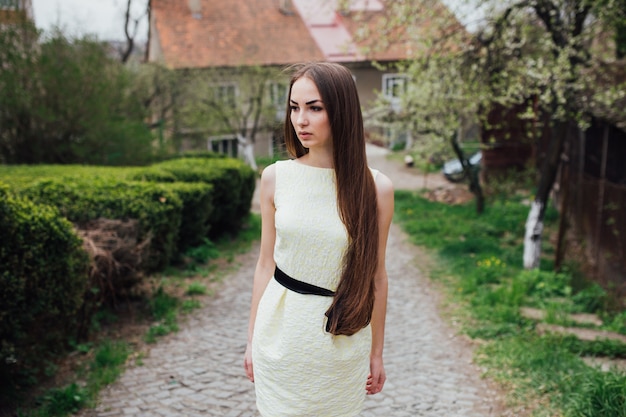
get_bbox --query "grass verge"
[394,190,626,416]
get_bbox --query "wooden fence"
[560,119,626,295]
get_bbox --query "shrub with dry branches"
[76,218,151,305]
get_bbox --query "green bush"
[169,182,214,252]
[0,25,157,166]
[0,190,89,392]
[0,164,142,192]
[1,157,255,261]
[22,177,183,272]
[131,157,256,237]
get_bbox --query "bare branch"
[120,0,149,63]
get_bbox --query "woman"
[244,62,394,417]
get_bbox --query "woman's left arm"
[367,172,394,395]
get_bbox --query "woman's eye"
[290,106,299,112]
[311,106,322,112]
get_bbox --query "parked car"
[442,151,482,183]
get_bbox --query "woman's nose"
[296,111,308,126]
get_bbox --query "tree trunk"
[237,133,258,171]
[555,150,570,270]
[523,119,568,269]
[594,125,610,277]
[450,133,484,214]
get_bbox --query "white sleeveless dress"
[252,159,376,417]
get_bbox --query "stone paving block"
[105,401,126,410]
[202,397,239,408]
[153,410,179,417]
[170,386,195,396]
[222,409,244,417]
[126,398,145,408]
[181,399,208,412]
[160,397,181,407]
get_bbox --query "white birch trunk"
[237,133,258,171]
[523,200,544,269]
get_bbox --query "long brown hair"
[284,62,379,336]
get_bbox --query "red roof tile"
[150,0,461,69]
[152,0,325,68]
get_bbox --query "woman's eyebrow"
[289,99,323,105]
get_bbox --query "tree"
[359,1,486,211]
[0,23,156,165]
[595,0,626,59]
[134,62,186,154]
[368,56,486,213]
[119,0,150,63]
[362,0,626,268]
[177,65,286,168]
[474,0,623,269]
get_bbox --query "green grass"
[186,282,208,296]
[394,190,626,417]
[143,287,180,343]
[181,299,202,313]
[19,341,130,417]
[476,334,626,416]
[184,238,220,265]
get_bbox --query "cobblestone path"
[79,146,507,416]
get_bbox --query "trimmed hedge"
[131,157,256,237]
[169,181,215,252]
[176,150,226,160]
[0,187,89,388]
[0,156,255,397]
[2,156,256,266]
[0,164,141,191]
[22,177,184,272]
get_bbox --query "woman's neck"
[300,150,333,169]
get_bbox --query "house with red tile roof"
[147,0,462,156]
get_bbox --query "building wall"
[352,66,385,109]
[0,0,33,24]
[147,12,164,64]
[159,63,395,158]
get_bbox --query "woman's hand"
[366,355,386,395]
[244,342,254,382]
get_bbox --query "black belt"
[274,266,335,297]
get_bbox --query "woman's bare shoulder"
[261,162,282,189]
[374,172,393,199]
[261,162,277,180]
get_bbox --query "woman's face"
[289,76,332,151]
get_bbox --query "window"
[268,82,287,107]
[382,74,408,99]
[268,82,288,120]
[215,83,237,107]
[0,0,19,9]
[208,135,238,158]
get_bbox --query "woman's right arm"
[244,164,277,382]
